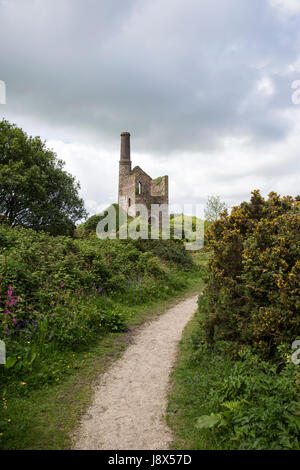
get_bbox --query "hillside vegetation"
[0,221,199,353]
[81,206,211,245]
[0,222,205,448]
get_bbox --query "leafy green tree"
[204,195,227,222]
[0,119,87,235]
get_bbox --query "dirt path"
[72,295,198,450]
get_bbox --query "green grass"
[167,314,232,450]
[167,309,300,450]
[0,267,205,450]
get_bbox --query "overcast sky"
[1,0,300,216]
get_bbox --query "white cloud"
[47,140,118,216]
[256,77,275,96]
[268,0,300,17]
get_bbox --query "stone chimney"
[118,132,132,207]
[120,132,131,161]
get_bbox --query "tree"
[0,119,87,235]
[204,194,227,222]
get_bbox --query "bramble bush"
[0,223,195,376]
[201,190,300,358]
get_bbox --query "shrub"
[132,239,194,270]
[201,190,300,358]
[0,224,196,358]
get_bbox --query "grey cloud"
[1,0,300,211]
[1,0,300,151]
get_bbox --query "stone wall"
[151,175,168,206]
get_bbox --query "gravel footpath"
[73,295,198,450]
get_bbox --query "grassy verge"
[0,266,205,450]
[167,313,230,450]
[167,307,300,450]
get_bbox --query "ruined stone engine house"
[118,132,168,217]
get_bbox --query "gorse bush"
[164,191,299,450]
[201,190,300,358]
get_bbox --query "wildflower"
[7,419,11,423]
